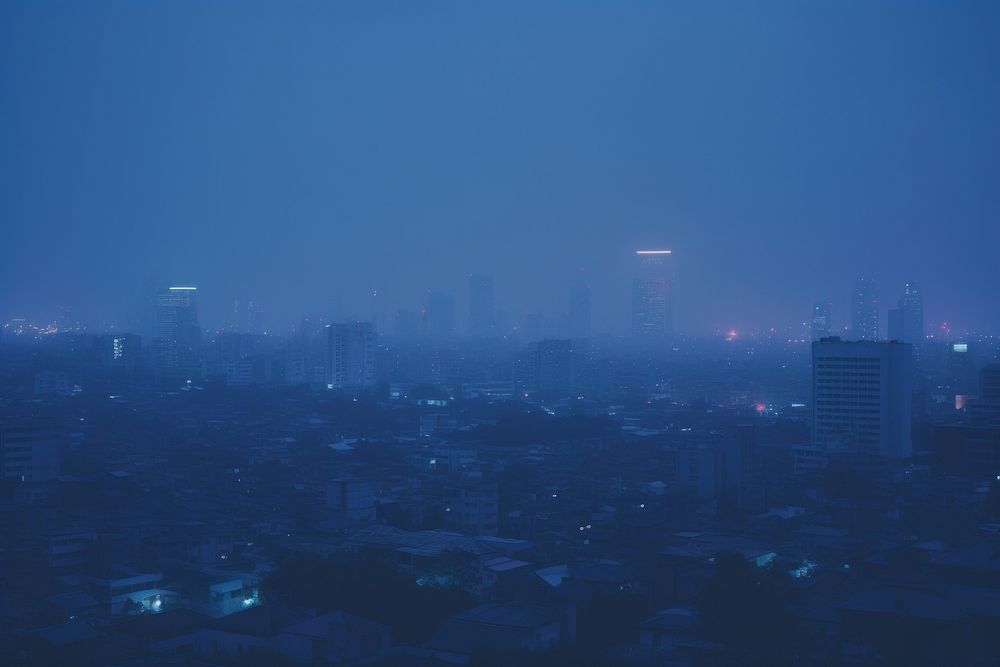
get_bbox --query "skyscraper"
[812,337,912,458]
[631,250,672,339]
[155,286,199,343]
[569,280,591,340]
[851,277,879,341]
[326,322,376,389]
[901,281,924,345]
[468,274,495,337]
[152,286,201,374]
[887,307,905,342]
[810,301,832,341]
[888,282,924,346]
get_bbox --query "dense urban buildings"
[3,3,999,666]
[2,270,1000,666]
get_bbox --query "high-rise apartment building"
[327,322,376,389]
[812,337,912,458]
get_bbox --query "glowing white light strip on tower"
[635,250,672,255]
[168,286,198,291]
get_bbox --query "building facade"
[327,322,376,389]
[631,250,672,339]
[851,277,879,341]
[812,337,912,458]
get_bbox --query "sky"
[2,1,999,336]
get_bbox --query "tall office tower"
[631,250,672,339]
[810,301,832,341]
[569,281,592,340]
[888,282,924,348]
[155,286,199,341]
[152,286,201,373]
[812,337,912,458]
[423,291,455,338]
[887,307,904,342]
[326,322,376,389]
[851,277,879,341]
[901,282,924,344]
[468,274,495,337]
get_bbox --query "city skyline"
[2,2,1000,335]
[0,264,980,342]
[3,4,1000,665]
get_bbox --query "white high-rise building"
[812,337,912,458]
[326,322,376,389]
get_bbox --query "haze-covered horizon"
[3,1,999,335]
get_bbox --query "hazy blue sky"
[2,1,999,335]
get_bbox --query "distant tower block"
[632,250,673,338]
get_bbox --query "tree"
[263,551,475,644]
